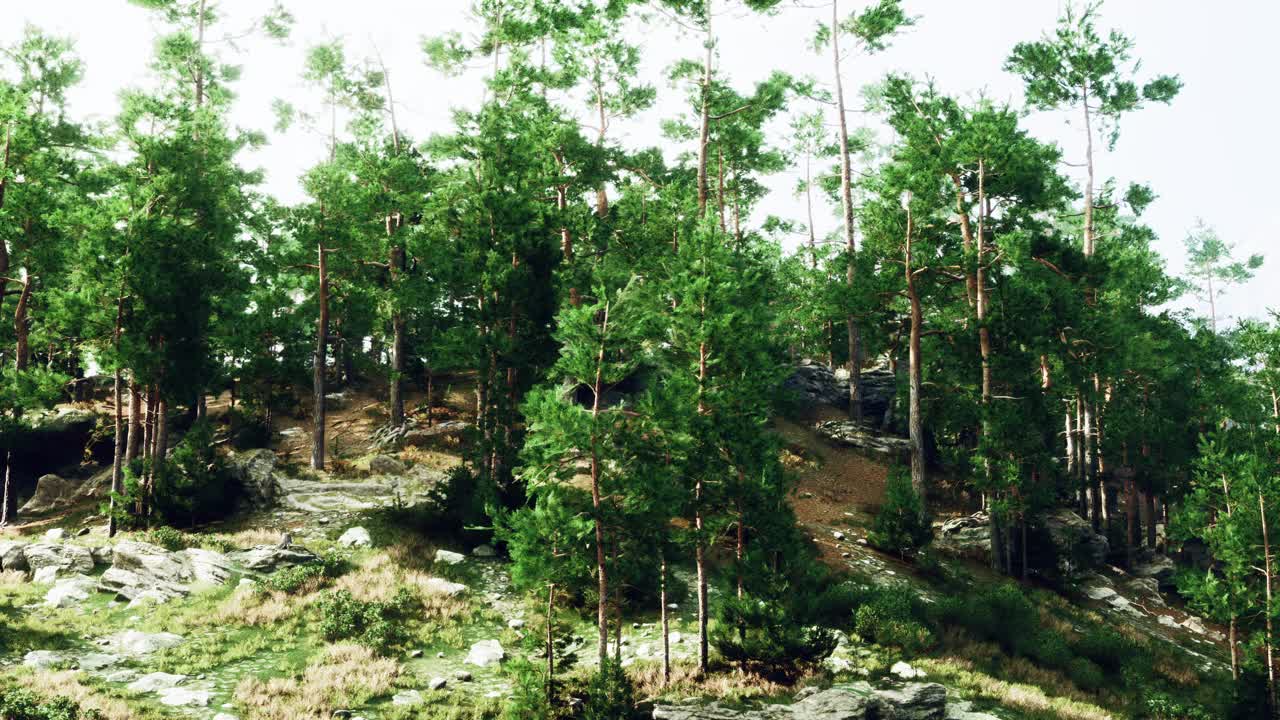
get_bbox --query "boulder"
[104,630,184,656]
[652,682,947,720]
[369,455,406,476]
[435,549,465,565]
[402,421,472,447]
[228,449,280,509]
[338,527,372,548]
[19,475,80,515]
[128,672,187,693]
[1133,554,1177,591]
[44,528,67,542]
[472,544,496,558]
[77,652,121,671]
[23,650,67,669]
[935,513,992,558]
[231,544,318,572]
[427,677,447,691]
[0,541,28,571]
[392,690,425,706]
[422,577,467,597]
[815,421,911,461]
[783,361,897,421]
[24,543,94,576]
[1043,510,1109,576]
[45,574,98,607]
[890,661,927,680]
[185,548,236,586]
[97,541,211,601]
[158,688,209,707]
[464,639,505,667]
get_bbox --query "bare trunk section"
[1262,492,1277,714]
[832,0,863,423]
[590,301,611,667]
[660,550,671,685]
[904,204,926,509]
[312,242,329,470]
[109,290,126,537]
[695,0,713,218]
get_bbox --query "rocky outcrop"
[24,543,95,578]
[98,541,236,601]
[230,544,318,573]
[372,419,472,450]
[652,682,946,720]
[465,639,504,667]
[1044,510,1109,576]
[228,448,280,510]
[19,475,79,515]
[369,455,406,475]
[0,540,28,571]
[935,513,991,559]
[784,361,896,421]
[815,421,911,461]
[276,467,447,515]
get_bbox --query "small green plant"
[145,526,190,551]
[868,466,933,558]
[580,659,635,720]
[262,549,350,594]
[0,688,83,720]
[852,585,933,653]
[316,587,417,654]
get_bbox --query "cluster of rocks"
[815,421,911,461]
[935,509,1109,580]
[371,419,472,450]
[23,630,212,707]
[653,681,996,720]
[784,361,897,421]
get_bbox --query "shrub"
[1067,657,1105,691]
[145,526,189,551]
[0,688,82,720]
[851,585,933,653]
[263,549,350,594]
[868,467,933,558]
[112,420,243,529]
[713,593,838,673]
[316,587,418,654]
[581,660,636,720]
[501,659,553,720]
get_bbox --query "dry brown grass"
[216,527,287,549]
[0,569,27,586]
[9,670,140,720]
[916,657,1115,720]
[624,660,801,702]
[332,553,470,621]
[218,586,302,626]
[234,643,399,720]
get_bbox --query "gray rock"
[157,688,210,707]
[45,574,98,607]
[1044,510,1109,576]
[653,682,946,720]
[435,549,465,565]
[1133,554,1177,590]
[128,672,187,693]
[464,639,504,667]
[423,577,467,596]
[77,652,121,671]
[402,421,472,447]
[472,544,496,558]
[20,476,79,516]
[90,545,113,566]
[24,543,94,576]
[231,544,318,572]
[185,548,235,586]
[392,690,424,706]
[369,455,406,476]
[104,630,184,656]
[784,362,896,421]
[428,677,447,691]
[0,541,28,572]
[44,528,67,542]
[890,661,927,679]
[338,527,372,548]
[228,448,280,509]
[815,421,911,461]
[23,650,67,669]
[936,513,992,558]
[453,670,472,682]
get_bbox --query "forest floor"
[0,384,1242,720]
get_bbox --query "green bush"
[145,526,189,551]
[316,587,417,654]
[0,688,83,720]
[852,586,933,654]
[713,592,838,672]
[581,660,636,720]
[868,467,933,558]
[112,420,243,529]
[1067,657,1105,691]
[262,549,349,594]
[501,659,554,720]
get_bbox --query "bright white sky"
[8,1,1279,325]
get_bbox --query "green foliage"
[851,585,933,653]
[316,587,417,654]
[150,420,243,527]
[0,689,84,720]
[868,466,933,558]
[262,550,350,594]
[500,658,554,720]
[580,660,636,720]
[144,526,190,551]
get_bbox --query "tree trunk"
[14,274,32,372]
[108,291,126,537]
[976,163,997,570]
[388,238,406,427]
[312,242,328,470]
[1261,491,1277,715]
[904,205,926,510]
[1230,615,1240,682]
[660,549,670,686]
[832,0,862,424]
[1084,399,1099,531]
[1125,474,1137,567]
[695,0,713,217]
[126,381,142,462]
[546,582,555,704]
[1144,490,1157,549]
[590,302,611,668]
